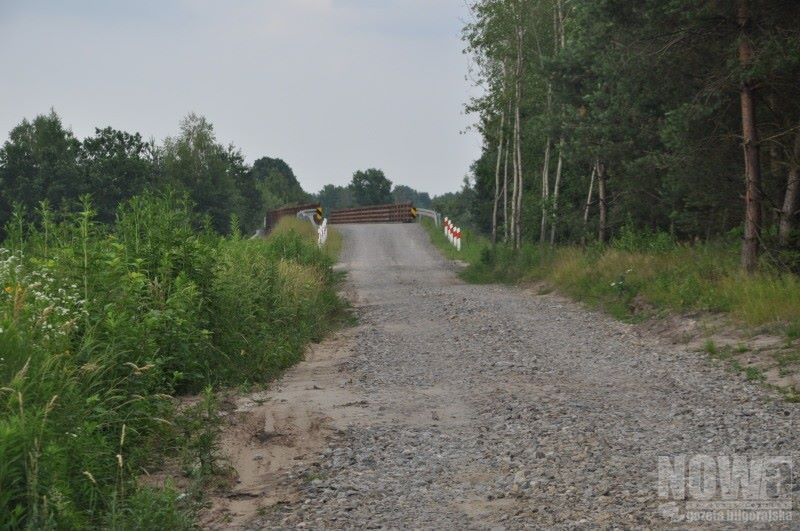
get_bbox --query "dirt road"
[237,224,796,529]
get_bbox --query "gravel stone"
[250,224,798,530]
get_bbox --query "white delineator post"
[441,217,462,251]
[317,218,328,247]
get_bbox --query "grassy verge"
[420,218,488,265]
[422,219,800,398]
[0,196,346,528]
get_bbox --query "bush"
[611,224,675,253]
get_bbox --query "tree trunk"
[539,137,551,244]
[597,161,608,243]
[779,130,800,246]
[503,126,510,243]
[581,162,597,247]
[738,0,762,272]
[583,161,597,224]
[514,96,523,249]
[491,111,506,245]
[513,21,524,250]
[549,137,564,245]
[510,112,519,247]
[550,0,568,246]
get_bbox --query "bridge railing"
[414,207,440,227]
[264,202,321,232]
[328,203,415,224]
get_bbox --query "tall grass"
[425,219,800,333]
[0,196,344,528]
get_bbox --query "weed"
[785,322,800,342]
[745,366,765,382]
[774,349,800,368]
[0,196,344,527]
[703,339,718,356]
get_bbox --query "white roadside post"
[317,218,328,247]
[441,216,463,251]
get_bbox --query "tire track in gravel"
[249,223,797,530]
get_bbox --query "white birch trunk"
[514,24,524,249]
[549,136,564,244]
[583,162,597,224]
[503,130,510,242]
[491,110,506,245]
[539,136,551,244]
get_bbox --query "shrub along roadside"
[0,196,345,528]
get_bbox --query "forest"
[456,0,800,273]
[0,111,313,235]
[0,109,432,237]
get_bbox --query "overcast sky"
[0,0,482,196]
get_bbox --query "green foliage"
[0,194,344,528]
[0,110,317,237]
[703,339,718,357]
[350,169,392,206]
[251,157,311,210]
[105,485,193,531]
[391,185,431,208]
[0,111,82,231]
[316,184,355,210]
[316,181,430,211]
[175,386,222,479]
[431,178,476,230]
[79,127,156,224]
[161,113,248,234]
[461,0,800,262]
[611,225,675,253]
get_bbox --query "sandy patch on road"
[201,328,365,529]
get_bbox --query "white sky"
[0,0,483,196]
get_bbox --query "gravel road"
[251,223,797,529]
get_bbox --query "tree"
[0,110,82,228]
[161,113,243,233]
[737,0,761,272]
[316,184,355,210]
[391,185,432,208]
[0,110,314,235]
[80,126,156,223]
[462,0,800,270]
[251,157,310,209]
[225,146,263,231]
[350,169,392,206]
[432,177,476,227]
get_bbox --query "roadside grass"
[428,227,800,333]
[0,197,346,528]
[420,218,489,267]
[422,220,800,396]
